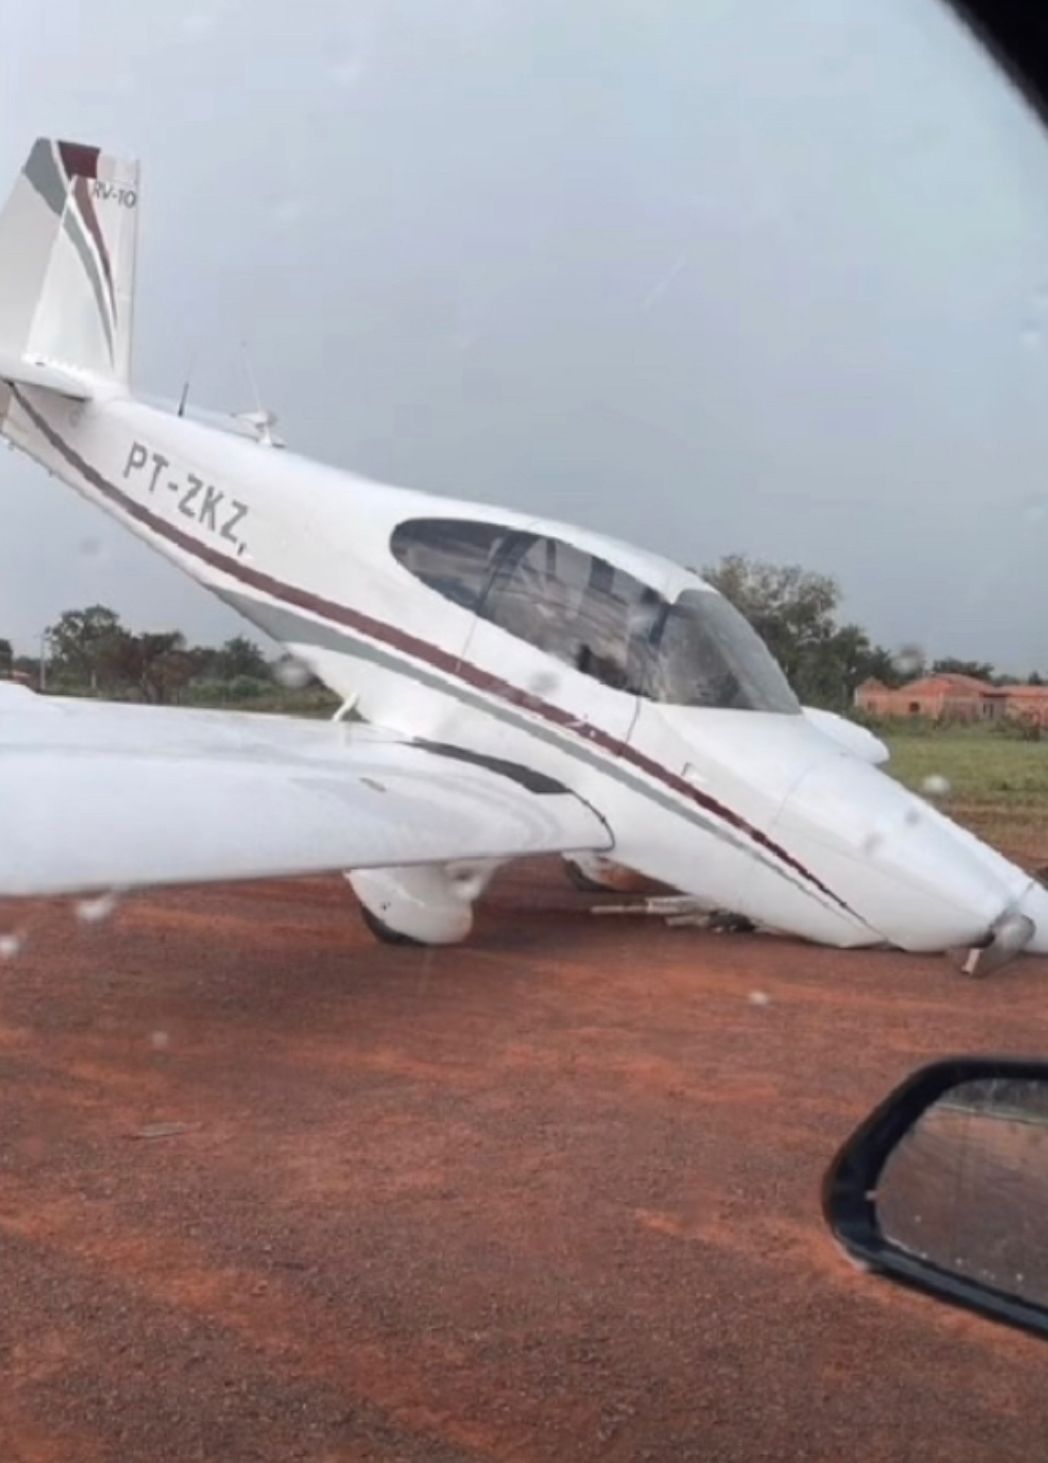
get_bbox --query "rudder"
[0,138,139,390]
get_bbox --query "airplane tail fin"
[0,139,139,396]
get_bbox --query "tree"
[703,555,910,707]
[931,657,996,683]
[47,605,125,693]
[1029,672,1045,686]
[859,644,905,689]
[0,638,11,676]
[703,556,857,706]
[101,630,195,704]
[209,635,269,682]
[703,555,839,684]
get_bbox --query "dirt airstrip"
[2,860,1048,1461]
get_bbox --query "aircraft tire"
[359,902,427,947]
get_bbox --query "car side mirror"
[824,1058,1048,1340]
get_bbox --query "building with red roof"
[855,673,1048,726]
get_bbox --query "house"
[855,673,1048,726]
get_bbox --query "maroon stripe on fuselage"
[10,386,854,916]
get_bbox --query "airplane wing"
[0,686,611,897]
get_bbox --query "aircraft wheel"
[359,902,427,946]
[563,857,612,894]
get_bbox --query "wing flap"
[0,692,611,897]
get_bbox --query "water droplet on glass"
[150,1030,170,1051]
[1022,324,1042,351]
[748,990,771,1007]
[862,831,883,857]
[904,807,921,828]
[527,670,559,696]
[0,932,23,960]
[896,644,925,678]
[1024,496,1048,524]
[76,890,121,925]
[921,774,951,797]
[78,536,102,559]
[273,655,310,689]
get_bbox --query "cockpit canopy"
[391,518,799,713]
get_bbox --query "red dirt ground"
[2,860,1048,1461]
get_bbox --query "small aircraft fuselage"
[6,379,1047,963]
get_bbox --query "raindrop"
[1022,324,1042,351]
[150,1030,170,1051]
[896,644,925,678]
[748,990,771,1007]
[862,831,883,857]
[527,669,560,696]
[78,536,102,559]
[640,253,689,311]
[76,890,121,925]
[0,932,23,960]
[921,774,951,797]
[1024,496,1048,524]
[273,655,311,689]
[904,807,921,828]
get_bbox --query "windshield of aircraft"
[641,590,800,712]
[392,518,798,711]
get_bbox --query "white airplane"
[0,137,1045,974]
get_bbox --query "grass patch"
[885,729,1048,863]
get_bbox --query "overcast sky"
[4,0,1048,668]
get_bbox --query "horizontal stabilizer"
[0,691,611,897]
[0,350,93,398]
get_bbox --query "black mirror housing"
[824,1057,1048,1341]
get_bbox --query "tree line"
[1,558,1038,713]
[701,555,1040,709]
[1,605,336,710]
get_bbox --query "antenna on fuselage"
[176,344,198,418]
[235,340,285,449]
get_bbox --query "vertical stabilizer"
[0,138,139,390]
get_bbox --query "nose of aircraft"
[775,755,1043,955]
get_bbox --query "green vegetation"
[885,726,1048,863]
[10,604,341,716]
[705,554,899,709]
[706,555,1047,708]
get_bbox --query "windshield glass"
[641,590,800,712]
